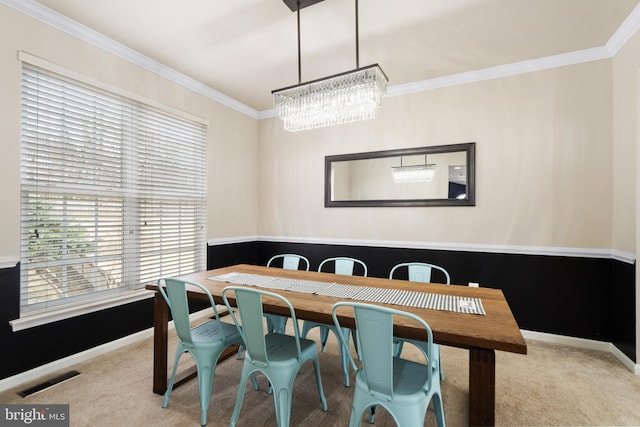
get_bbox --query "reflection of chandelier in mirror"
[391,155,436,183]
[272,0,388,132]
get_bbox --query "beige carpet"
[1,325,639,427]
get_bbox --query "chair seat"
[394,338,443,380]
[389,358,429,396]
[261,333,317,363]
[190,320,241,345]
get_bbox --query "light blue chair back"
[332,302,445,427]
[267,254,310,271]
[389,262,450,284]
[159,278,222,346]
[231,287,302,365]
[319,256,368,277]
[352,305,395,400]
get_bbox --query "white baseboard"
[522,329,639,374]
[0,308,215,393]
[1,322,636,393]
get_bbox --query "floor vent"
[17,370,81,397]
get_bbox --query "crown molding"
[2,0,640,121]
[386,46,610,98]
[0,0,259,119]
[606,1,640,56]
[258,44,616,118]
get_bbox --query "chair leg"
[196,361,215,426]
[302,322,351,387]
[162,347,184,408]
[432,392,446,427]
[320,326,330,352]
[350,328,360,360]
[336,328,351,387]
[273,384,292,427]
[393,340,404,358]
[349,405,364,427]
[229,364,253,427]
[301,321,329,351]
[272,316,288,334]
[312,357,328,411]
[435,344,445,381]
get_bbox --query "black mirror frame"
[324,142,475,207]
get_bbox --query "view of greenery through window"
[26,196,123,305]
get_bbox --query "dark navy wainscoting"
[0,240,635,382]
[251,240,636,362]
[0,263,155,381]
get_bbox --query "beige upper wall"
[0,2,630,254]
[613,29,640,254]
[259,60,613,249]
[0,4,258,259]
[611,23,640,358]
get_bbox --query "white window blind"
[20,61,207,315]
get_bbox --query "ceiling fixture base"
[282,0,325,12]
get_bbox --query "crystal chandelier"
[272,0,388,132]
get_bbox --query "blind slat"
[20,62,207,314]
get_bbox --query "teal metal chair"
[265,254,310,333]
[332,301,446,427]
[389,262,450,380]
[301,256,367,387]
[237,254,311,361]
[223,286,328,427]
[389,262,450,284]
[158,277,255,426]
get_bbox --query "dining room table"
[145,263,527,426]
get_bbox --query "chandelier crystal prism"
[273,0,388,132]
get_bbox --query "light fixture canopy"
[273,0,388,132]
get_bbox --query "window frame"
[16,51,208,327]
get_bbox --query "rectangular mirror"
[325,142,475,207]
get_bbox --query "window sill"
[9,289,155,332]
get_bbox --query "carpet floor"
[1,325,639,426]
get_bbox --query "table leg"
[152,291,169,395]
[469,347,495,426]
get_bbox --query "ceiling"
[26,0,640,112]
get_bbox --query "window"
[19,56,207,316]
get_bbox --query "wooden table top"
[147,264,527,355]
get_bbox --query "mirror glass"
[325,143,475,207]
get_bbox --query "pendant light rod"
[297,1,301,84]
[355,0,359,69]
